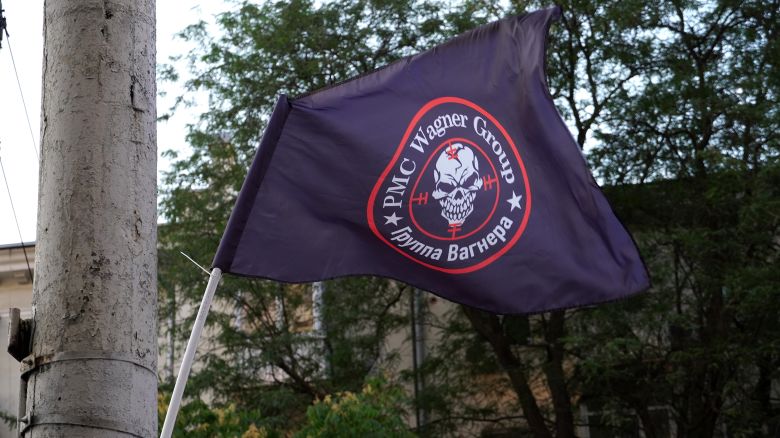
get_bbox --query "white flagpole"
[160,267,223,438]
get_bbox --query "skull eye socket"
[437,181,456,193]
[463,172,480,188]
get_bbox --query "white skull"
[431,143,483,226]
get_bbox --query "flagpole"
[160,267,223,438]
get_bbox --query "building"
[0,243,34,438]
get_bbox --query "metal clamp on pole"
[7,308,31,361]
[16,350,157,437]
[7,308,32,438]
[0,0,7,49]
[19,350,158,379]
[20,414,151,438]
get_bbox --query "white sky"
[0,1,229,245]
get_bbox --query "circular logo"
[367,97,531,274]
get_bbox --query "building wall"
[0,244,34,438]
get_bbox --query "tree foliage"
[575,1,780,435]
[157,392,273,438]
[293,377,414,438]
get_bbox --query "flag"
[212,6,650,314]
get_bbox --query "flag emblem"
[368,97,531,274]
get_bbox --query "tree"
[578,1,780,435]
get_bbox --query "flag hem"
[216,270,650,316]
[212,95,293,270]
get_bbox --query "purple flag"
[213,6,650,314]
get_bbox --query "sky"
[0,0,229,245]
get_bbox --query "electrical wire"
[180,251,211,276]
[4,30,40,161]
[0,150,34,282]
[1,9,37,282]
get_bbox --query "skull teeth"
[440,191,476,226]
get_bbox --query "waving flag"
[211,6,649,314]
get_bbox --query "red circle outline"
[367,97,532,275]
[408,137,500,241]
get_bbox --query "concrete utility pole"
[22,0,157,436]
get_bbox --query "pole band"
[20,350,157,378]
[22,413,151,437]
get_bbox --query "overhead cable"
[0,147,34,282]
